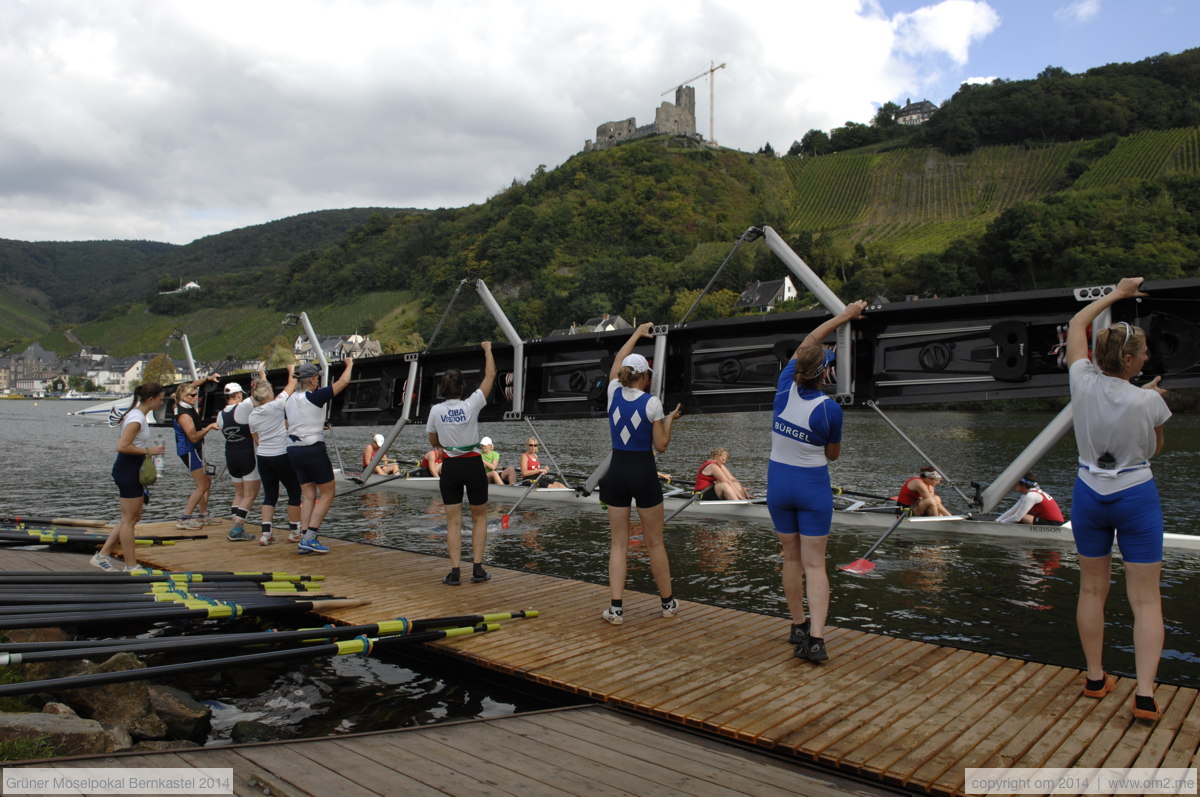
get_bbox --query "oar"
[838,510,912,575]
[0,531,169,547]
[0,595,336,614]
[0,515,108,528]
[0,610,538,657]
[664,492,704,523]
[832,486,897,503]
[501,479,540,529]
[0,624,497,697]
[0,572,325,584]
[0,597,369,631]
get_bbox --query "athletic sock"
[660,595,674,609]
[232,507,249,521]
[1085,675,1107,692]
[303,526,319,542]
[289,521,300,533]
[610,599,623,609]
[260,522,272,537]
[1135,694,1157,711]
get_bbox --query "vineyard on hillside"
[777,128,1200,256]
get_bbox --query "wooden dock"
[7,705,897,796]
[6,526,1200,795]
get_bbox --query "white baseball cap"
[373,434,385,446]
[223,382,245,395]
[480,436,493,446]
[621,353,651,374]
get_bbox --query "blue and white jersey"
[285,387,334,447]
[607,379,664,452]
[769,359,842,468]
[218,398,255,452]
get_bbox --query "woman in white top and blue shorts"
[1066,276,1171,723]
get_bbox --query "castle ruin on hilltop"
[585,86,703,151]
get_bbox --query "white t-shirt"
[426,390,488,457]
[1069,358,1171,495]
[249,394,290,457]
[121,408,150,450]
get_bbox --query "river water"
[3,399,1198,733]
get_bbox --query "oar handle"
[832,487,896,503]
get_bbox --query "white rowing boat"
[333,470,1200,552]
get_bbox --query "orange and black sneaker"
[1132,695,1161,722]
[1082,672,1116,698]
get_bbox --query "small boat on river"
[333,470,1200,553]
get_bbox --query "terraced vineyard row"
[1073,127,1198,190]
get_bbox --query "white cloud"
[1055,0,1102,25]
[0,0,1004,243]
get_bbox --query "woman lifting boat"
[599,322,683,625]
[767,300,867,662]
[172,376,220,530]
[1066,276,1171,722]
[426,341,496,586]
[249,365,300,546]
[92,382,166,572]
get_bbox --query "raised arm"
[651,403,682,453]
[478,341,496,397]
[796,301,868,358]
[331,356,354,396]
[610,322,654,381]
[282,364,297,396]
[1066,277,1146,367]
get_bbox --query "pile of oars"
[0,606,539,697]
[0,514,206,549]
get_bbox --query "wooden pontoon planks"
[51,520,1193,795]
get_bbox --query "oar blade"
[500,514,511,529]
[837,558,877,575]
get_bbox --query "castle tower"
[675,85,695,120]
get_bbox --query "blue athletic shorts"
[598,450,663,509]
[112,453,145,499]
[767,459,832,536]
[179,450,204,472]
[287,442,335,486]
[1071,478,1164,564]
[258,452,302,507]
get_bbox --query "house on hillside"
[548,313,632,337]
[293,333,381,365]
[158,280,201,295]
[897,99,938,126]
[736,276,798,312]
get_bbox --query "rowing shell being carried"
[333,471,1200,553]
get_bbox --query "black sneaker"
[442,569,461,586]
[788,621,810,646]
[794,637,828,662]
[471,565,491,583]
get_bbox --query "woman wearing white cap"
[218,380,260,541]
[599,322,683,625]
[362,433,401,476]
[479,437,516,485]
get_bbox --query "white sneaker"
[287,530,303,543]
[90,553,118,572]
[661,598,680,618]
[601,606,624,625]
[176,518,203,530]
[258,533,274,546]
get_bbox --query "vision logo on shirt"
[439,407,467,424]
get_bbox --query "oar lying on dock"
[0,571,325,584]
[0,514,108,528]
[0,531,171,547]
[0,593,336,612]
[0,610,539,662]
[0,624,496,697]
[0,597,368,631]
[0,525,209,543]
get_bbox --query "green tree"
[799,129,830,156]
[143,353,176,385]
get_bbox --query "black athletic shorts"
[598,449,663,509]
[439,455,488,506]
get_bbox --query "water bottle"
[154,438,165,477]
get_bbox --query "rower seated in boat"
[895,466,952,516]
[362,434,402,476]
[995,473,1065,525]
[519,438,564,487]
[694,447,750,500]
[411,447,444,478]
[480,437,517,485]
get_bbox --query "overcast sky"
[2,0,1196,245]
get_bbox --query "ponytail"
[1093,322,1145,375]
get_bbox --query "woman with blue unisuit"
[767,300,867,663]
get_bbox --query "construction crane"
[662,61,727,145]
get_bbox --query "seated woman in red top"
[896,465,952,516]
[694,447,750,500]
[362,434,401,476]
[519,438,564,487]
[996,473,1065,525]
[412,447,444,478]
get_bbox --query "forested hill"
[0,208,403,324]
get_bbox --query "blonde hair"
[617,365,646,388]
[793,344,828,390]
[251,382,274,404]
[709,447,728,461]
[1094,322,1145,375]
